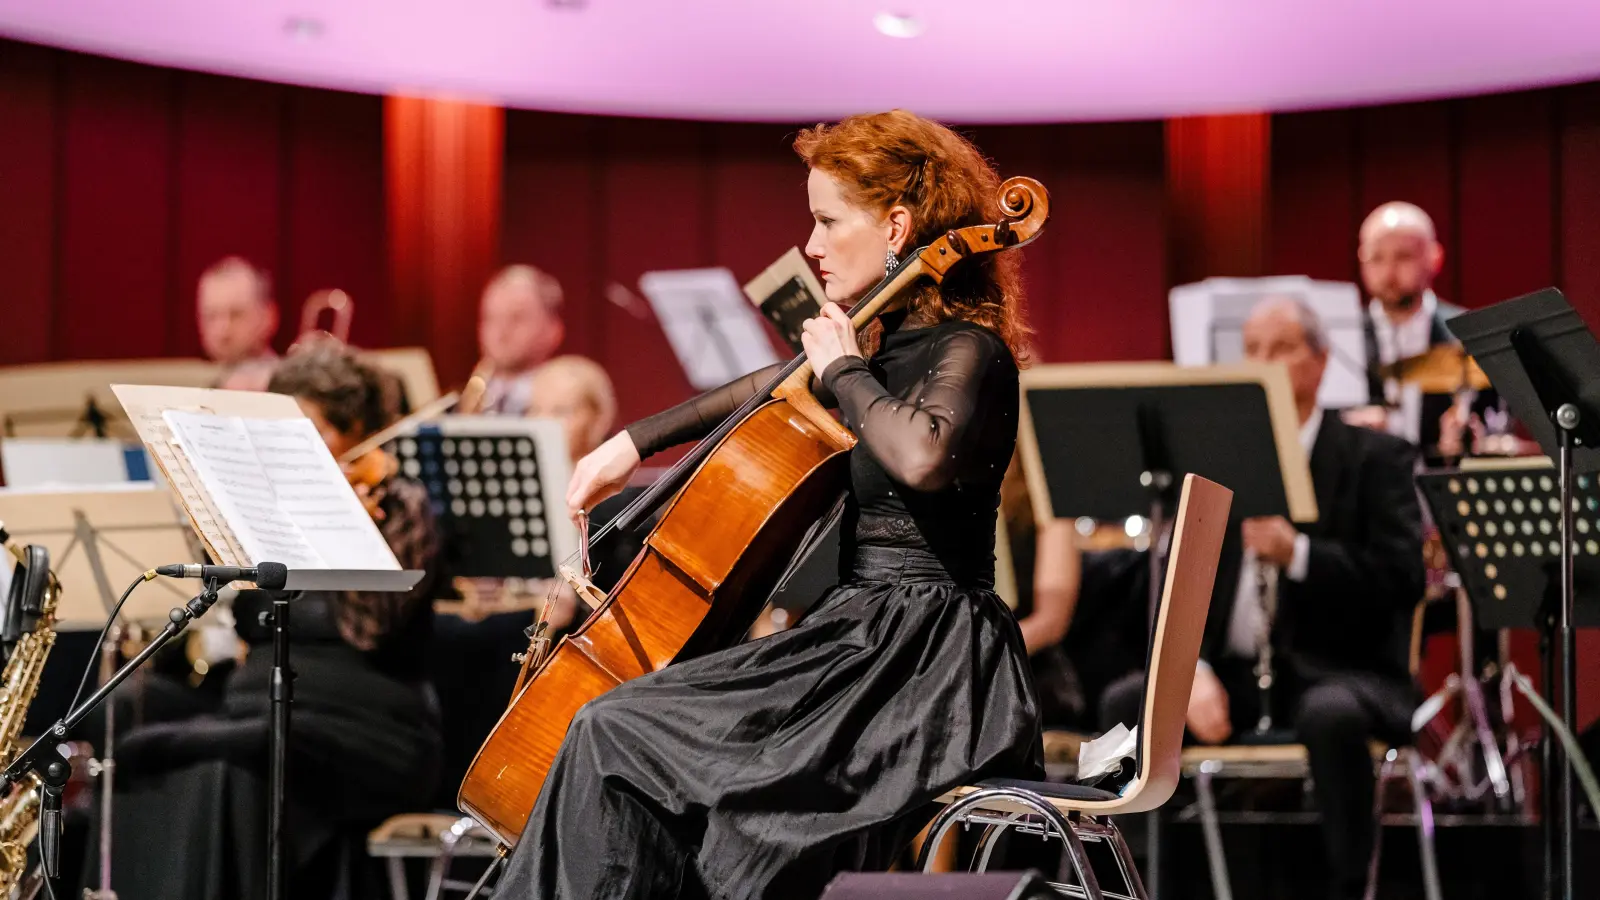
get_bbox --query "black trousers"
[1101,658,1407,900]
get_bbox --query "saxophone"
[0,531,61,898]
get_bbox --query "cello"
[458,176,1050,846]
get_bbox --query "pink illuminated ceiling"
[2,0,1599,122]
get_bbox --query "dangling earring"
[884,247,899,275]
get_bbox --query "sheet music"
[164,411,326,569]
[639,267,780,389]
[239,417,398,570]
[126,405,247,566]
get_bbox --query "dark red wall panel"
[0,42,58,365]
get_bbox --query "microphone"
[155,562,289,591]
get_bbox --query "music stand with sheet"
[1169,276,1370,410]
[111,382,421,900]
[387,416,579,581]
[1445,287,1600,900]
[0,437,157,489]
[361,347,441,409]
[639,268,781,390]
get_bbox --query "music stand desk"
[1016,361,1317,527]
[0,485,197,628]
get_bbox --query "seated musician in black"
[491,109,1041,900]
[1101,296,1424,900]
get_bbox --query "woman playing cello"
[495,109,1042,898]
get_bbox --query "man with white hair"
[476,264,566,415]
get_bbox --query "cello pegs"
[994,219,1013,246]
[943,230,970,255]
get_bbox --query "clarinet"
[1253,562,1280,734]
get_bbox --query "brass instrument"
[0,526,61,898]
[294,288,354,349]
[457,359,495,415]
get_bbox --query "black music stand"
[1017,361,1317,535]
[1445,287,1600,900]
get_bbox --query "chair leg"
[1461,673,1514,807]
[460,855,503,900]
[1194,767,1233,900]
[1363,755,1397,900]
[1145,810,1161,900]
[972,817,1021,873]
[916,788,1103,900]
[1106,818,1151,900]
[1405,752,1443,900]
[424,824,463,900]
[385,858,410,900]
[1058,818,1106,900]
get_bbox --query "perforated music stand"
[1417,462,1600,631]
[386,416,578,581]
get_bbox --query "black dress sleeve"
[821,327,1006,492]
[623,365,840,460]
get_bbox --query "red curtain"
[498,114,1170,427]
[386,96,504,385]
[1166,113,1271,284]
[0,40,387,365]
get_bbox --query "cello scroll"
[917,176,1048,281]
[773,176,1050,405]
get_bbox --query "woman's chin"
[824,283,863,305]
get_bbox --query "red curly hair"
[794,109,1030,362]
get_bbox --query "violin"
[343,446,399,521]
[332,361,496,519]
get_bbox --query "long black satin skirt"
[494,545,1043,900]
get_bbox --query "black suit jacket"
[1200,411,1424,688]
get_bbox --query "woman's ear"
[884,205,913,255]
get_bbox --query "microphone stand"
[266,591,292,900]
[0,579,224,886]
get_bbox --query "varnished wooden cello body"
[459,176,1050,846]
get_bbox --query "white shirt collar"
[1300,406,1324,454]
[1368,290,1439,363]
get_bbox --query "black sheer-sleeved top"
[625,318,1019,569]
